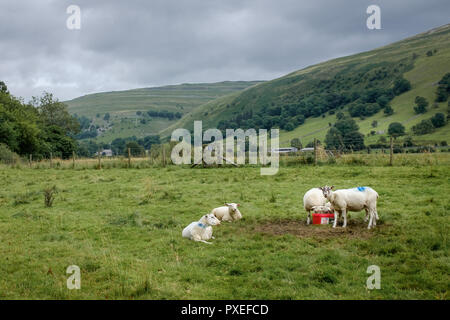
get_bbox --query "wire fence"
[2,140,449,169]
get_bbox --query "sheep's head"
[203,213,221,226]
[225,203,240,213]
[319,186,334,199]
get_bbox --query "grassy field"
[0,154,449,299]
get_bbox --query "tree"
[393,78,411,95]
[376,95,390,107]
[371,120,378,128]
[430,113,446,128]
[284,122,295,131]
[325,116,365,150]
[384,105,394,116]
[103,113,110,121]
[295,114,305,125]
[126,141,144,156]
[0,82,77,158]
[43,125,77,159]
[403,136,414,147]
[343,131,365,151]
[412,119,434,135]
[388,122,405,137]
[141,135,160,150]
[435,73,450,102]
[290,138,302,149]
[325,127,343,150]
[413,96,428,114]
[0,81,8,94]
[336,112,345,120]
[33,92,80,134]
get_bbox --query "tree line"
[0,81,80,159]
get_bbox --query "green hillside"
[65,81,262,143]
[164,24,450,147]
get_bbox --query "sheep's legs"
[368,211,374,229]
[307,210,311,225]
[364,208,369,222]
[193,235,213,244]
[332,210,338,228]
[342,209,347,228]
[371,209,377,227]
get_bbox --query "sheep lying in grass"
[320,186,379,229]
[211,203,242,222]
[182,213,221,244]
[303,188,328,224]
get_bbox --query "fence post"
[50,152,53,168]
[314,138,317,166]
[98,149,102,170]
[128,148,131,168]
[72,151,76,169]
[29,154,32,168]
[389,136,393,166]
[162,145,166,167]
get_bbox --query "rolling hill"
[65,81,262,143]
[163,24,450,147]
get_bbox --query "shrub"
[0,143,20,164]
[412,119,435,135]
[44,185,58,207]
[393,78,411,95]
[430,113,446,128]
[414,96,429,114]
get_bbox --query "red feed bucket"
[312,213,335,225]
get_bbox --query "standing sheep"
[211,203,242,222]
[303,188,328,224]
[182,213,221,244]
[320,186,379,229]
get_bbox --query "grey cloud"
[0,0,448,101]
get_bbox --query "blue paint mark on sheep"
[357,187,366,191]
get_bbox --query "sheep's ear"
[237,203,240,207]
[331,186,335,190]
[225,203,230,206]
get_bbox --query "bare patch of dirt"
[254,219,385,239]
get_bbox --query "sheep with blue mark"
[320,186,379,229]
[182,213,221,244]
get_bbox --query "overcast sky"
[0,0,448,101]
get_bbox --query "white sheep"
[320,186,379,229]
[311,203,334,214]
[182,213,221,244]
[211,203,242,222]
[303,188,328,224]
